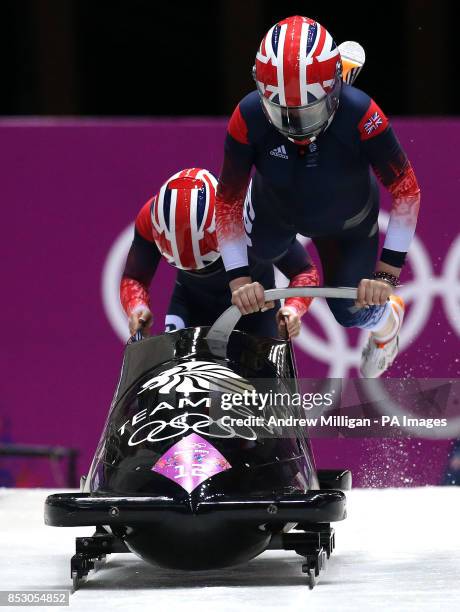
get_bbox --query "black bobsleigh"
[45,288,354,590]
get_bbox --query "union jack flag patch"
[358,100,388,141]
[364,112,383,135]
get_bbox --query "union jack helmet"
[151,168,220,270]
[254,16,342,142]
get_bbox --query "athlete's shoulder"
[340,83,372,113]
[334,83,390,141]
[227,90,269,145]
[238,90,263,117]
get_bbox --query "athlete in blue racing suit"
[215,16,420,377]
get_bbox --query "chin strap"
[288,135,316,145]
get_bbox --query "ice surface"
[1,487,459,611]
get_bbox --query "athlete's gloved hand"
[128,305,153,336]
[355,279,392,308]
[229,277,274,315]
[277,306,301,338]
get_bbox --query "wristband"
[373,271,399,287]
[226,266,251,282]
[380,248,406,268]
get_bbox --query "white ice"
[1,487,459,611]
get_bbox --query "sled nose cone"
[126,434,268,569]
[123,518,271,570]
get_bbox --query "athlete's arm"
[359,99,421,277]
[216,103,265,312]
[120,200,160,335]
[216,104,258,307]
[274,240,320,337]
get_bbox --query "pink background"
[0,118,458,487]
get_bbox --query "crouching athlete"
[215,15,421,377]
[120,168,319,339]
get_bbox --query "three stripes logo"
[269,145,289,159]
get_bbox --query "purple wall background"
[1,118,459,487]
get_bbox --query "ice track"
[1,488,459,611]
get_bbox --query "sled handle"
[206,286,358,346]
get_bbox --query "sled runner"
[45,287,354,591]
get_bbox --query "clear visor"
[257,78,341,139]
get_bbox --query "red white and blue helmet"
[150,168,220,271]
[254,16,342,142]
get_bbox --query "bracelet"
[373,271,400,287]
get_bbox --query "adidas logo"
[269,145,288,159]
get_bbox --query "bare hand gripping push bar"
[206,286,359,346]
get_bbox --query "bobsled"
[45,288,354,590]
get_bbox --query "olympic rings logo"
[102,212,460,377]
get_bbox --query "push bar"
[206,286,358,346]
